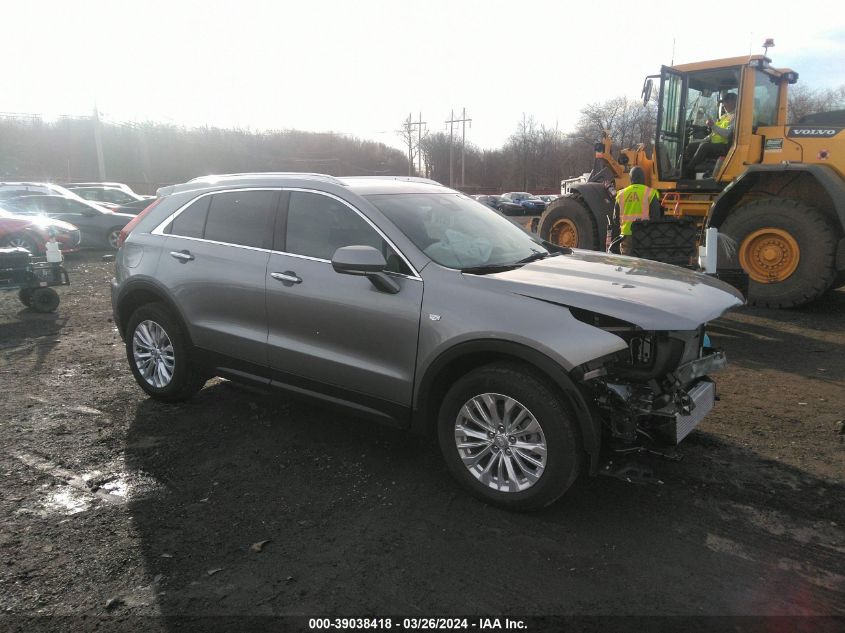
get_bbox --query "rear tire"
[719,199,836,308]
[125,303,206,402]
[30,288,60,313]
[18,288,33,307]
[437,362,582,511]
[538,196,599,250]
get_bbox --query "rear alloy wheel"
[438,362,581,511]
[538,196,599,250]
[719,199,836,308]
[2,234,39,255]
[133,320,176,389]
[125,303,207,401]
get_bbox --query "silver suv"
[111,173,742,510]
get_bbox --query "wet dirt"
[0,251,843,623]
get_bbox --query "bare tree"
[788,84,845,123]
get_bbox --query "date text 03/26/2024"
[308,618,527,630]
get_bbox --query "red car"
[0,208,81,254]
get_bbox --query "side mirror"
[331,245,399,294]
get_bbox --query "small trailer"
[0,247,70,313]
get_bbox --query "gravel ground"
[0,250,843,627]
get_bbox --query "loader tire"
[538,196,599,250]
[719,199,836,308]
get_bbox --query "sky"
[2,0,844,152]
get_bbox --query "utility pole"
[461,107,472,187]
[447,109,454,187]
[446,108,472,188]
[403,113,414,176]
[408,112,427,177]
[92,106,106,180]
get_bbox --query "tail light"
[117,198,162,248]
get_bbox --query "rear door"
[155,189,279,369]
[265,190,423,414]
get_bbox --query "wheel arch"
[411,339,602,473]
[115,278,191,344]
[708,164,845,236]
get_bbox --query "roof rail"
[343,176,443,186]
[187,172,345,185]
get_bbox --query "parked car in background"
[111,173,743,510]
[113,198,159,216]
[472,195,525,216]
[0,207,81,254]
[501,192,548,213]
[4,195,133,249]
[0,181,84,201]
[537,195,559,204]
[67,185,149,209]
[63,182,152,198]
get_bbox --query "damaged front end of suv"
[570,307,729,466]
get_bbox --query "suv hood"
[477,250,744,330]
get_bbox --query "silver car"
[111,173,743,510]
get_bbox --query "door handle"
[170,250,194,262]
[271,271,302,284]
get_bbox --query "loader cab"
[654,65,742,184]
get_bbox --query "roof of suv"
[160,173,454,197]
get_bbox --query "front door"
[265,190,423,415]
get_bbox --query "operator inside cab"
[612,166,661,255]
[683,92,736,179]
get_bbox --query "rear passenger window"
[203,191,277,249]
[285,192,411,274]
[169,196,210,239]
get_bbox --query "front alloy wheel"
[438,362,581,511]
[455,393,547,492]
[132,319,175,388]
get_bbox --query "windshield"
[366,193,550,270]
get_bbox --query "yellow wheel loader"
[538,55,845,308]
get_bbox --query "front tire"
[2,234,39,255]
[538,196,599,250]
[719,199,836,308]
[437,362,582,511]
[125,303,206,402]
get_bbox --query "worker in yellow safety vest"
[612,166,661,255]
[683,92,736,179]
